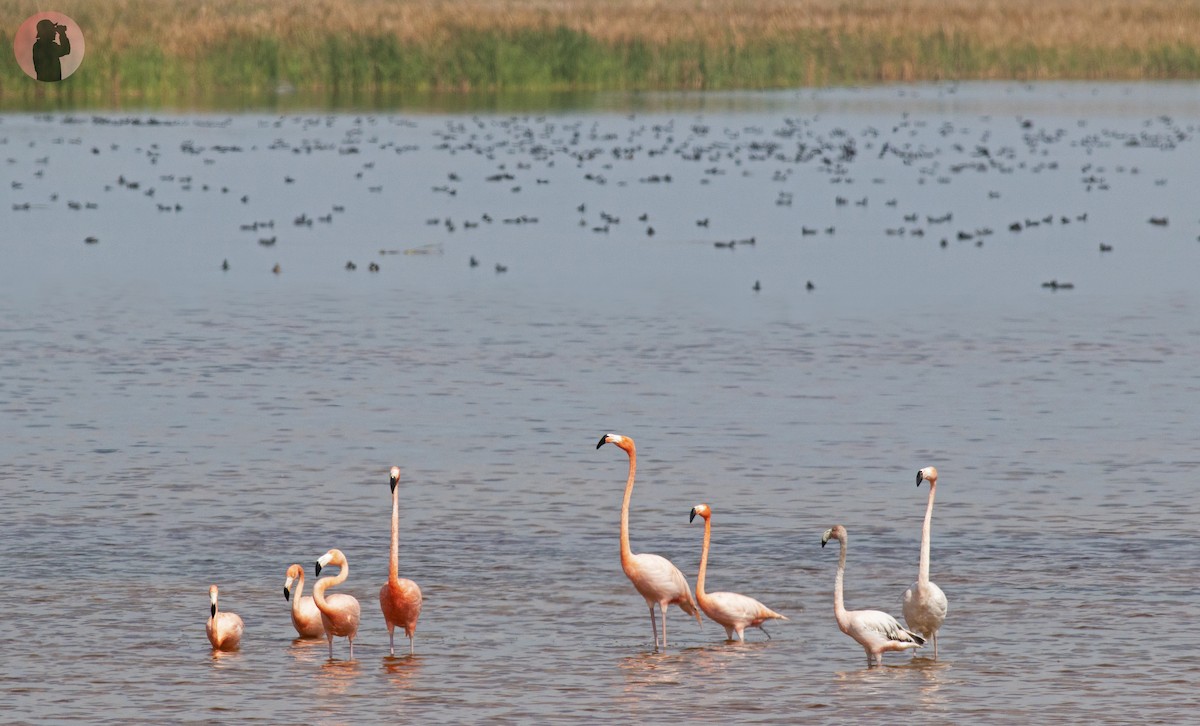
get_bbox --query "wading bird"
[902,466,948,657]
[284,564,325,639]
[379,466,423,657]
[206,584,244,651]
[313,548,361,660]
[821,525,924,666]
[689,503,787,642]
[597,433,701,649]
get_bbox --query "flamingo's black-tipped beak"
[315,561,323,577]
[596,435,608,450]
[916,470,925,487]
[689,507,698,523]
[211,603,216,617]
[821,539,827,548]
[283,586,291,601]
[390,477,398,493]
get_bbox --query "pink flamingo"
[689,503,787,642]
[313,548,361,660]
[821,525,924,666]
[379,466,423,657]
[283,564,325,639]
[902,466,948,658]
[206,584,244,651]
[597,433,701,650]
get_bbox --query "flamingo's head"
[315,548,343,577]
[821,525,846,548]
[596,432,633,452]
[209,584,219,616]
[916,466,938,487]
[389,465,401,493]
[284,564,303,600]
[689,503,712,523]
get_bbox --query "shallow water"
[3,83,1200,723]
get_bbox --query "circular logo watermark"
[13,12,85,82]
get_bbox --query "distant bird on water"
[597,433,701,650]
[821,525,924,666]
[689,503,787,642]
[902,467,948,658]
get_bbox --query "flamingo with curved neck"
[821,524,924,666]
[284,564,325,639]
[597,433,701,650]
[689,503,786,642]
[313,548,361,660]
[379,465,423,657]
[206,584,243,651]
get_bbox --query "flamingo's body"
[206,584,244,651]
[902,466,948,657]
[284,564,325,639]
[598,433,701,650]
[821,525,924,666]
[313,548,361,660]
[379,466,423,657]
[690,503,787,642]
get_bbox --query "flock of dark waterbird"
[5,103,1195,295]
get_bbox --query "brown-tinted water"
[3,84,1200,723]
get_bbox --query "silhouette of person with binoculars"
[33,18,72,82]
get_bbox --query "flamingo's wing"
[859,609,925,645]
[630,553,701,618]
[705,591,777,624]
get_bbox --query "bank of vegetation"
[3,0,1199,106]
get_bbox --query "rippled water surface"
[3,84,1200,723]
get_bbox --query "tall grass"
[3,0,1200,107]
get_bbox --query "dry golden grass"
[6,0,1200,53]
[3,0,1199,101]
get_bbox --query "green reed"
[4,23,1200,110]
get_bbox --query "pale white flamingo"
[379,466,423,657]
[689,503,787,642]
[821,525,925,666]
[313,548,362,660]
[206,584,244,651]
[597,433,701,650]
[283,563,325,639]
[903,466,948,658]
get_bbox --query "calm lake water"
[3,83,1200,723]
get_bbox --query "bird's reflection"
[208,647,241,668]
[287,636,329,666]
[618,649,687,693]
[316,657,362,696]
[686,639,772,676]
[382,653,423,688]
[833,655,949,704]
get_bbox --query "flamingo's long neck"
[389,486,400,583]
[291,572,305,617]
[619,445,636,575]
[696,516,711,599]
[919,482,936,585]
[833,536,850,632]
[313,561,348,615]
